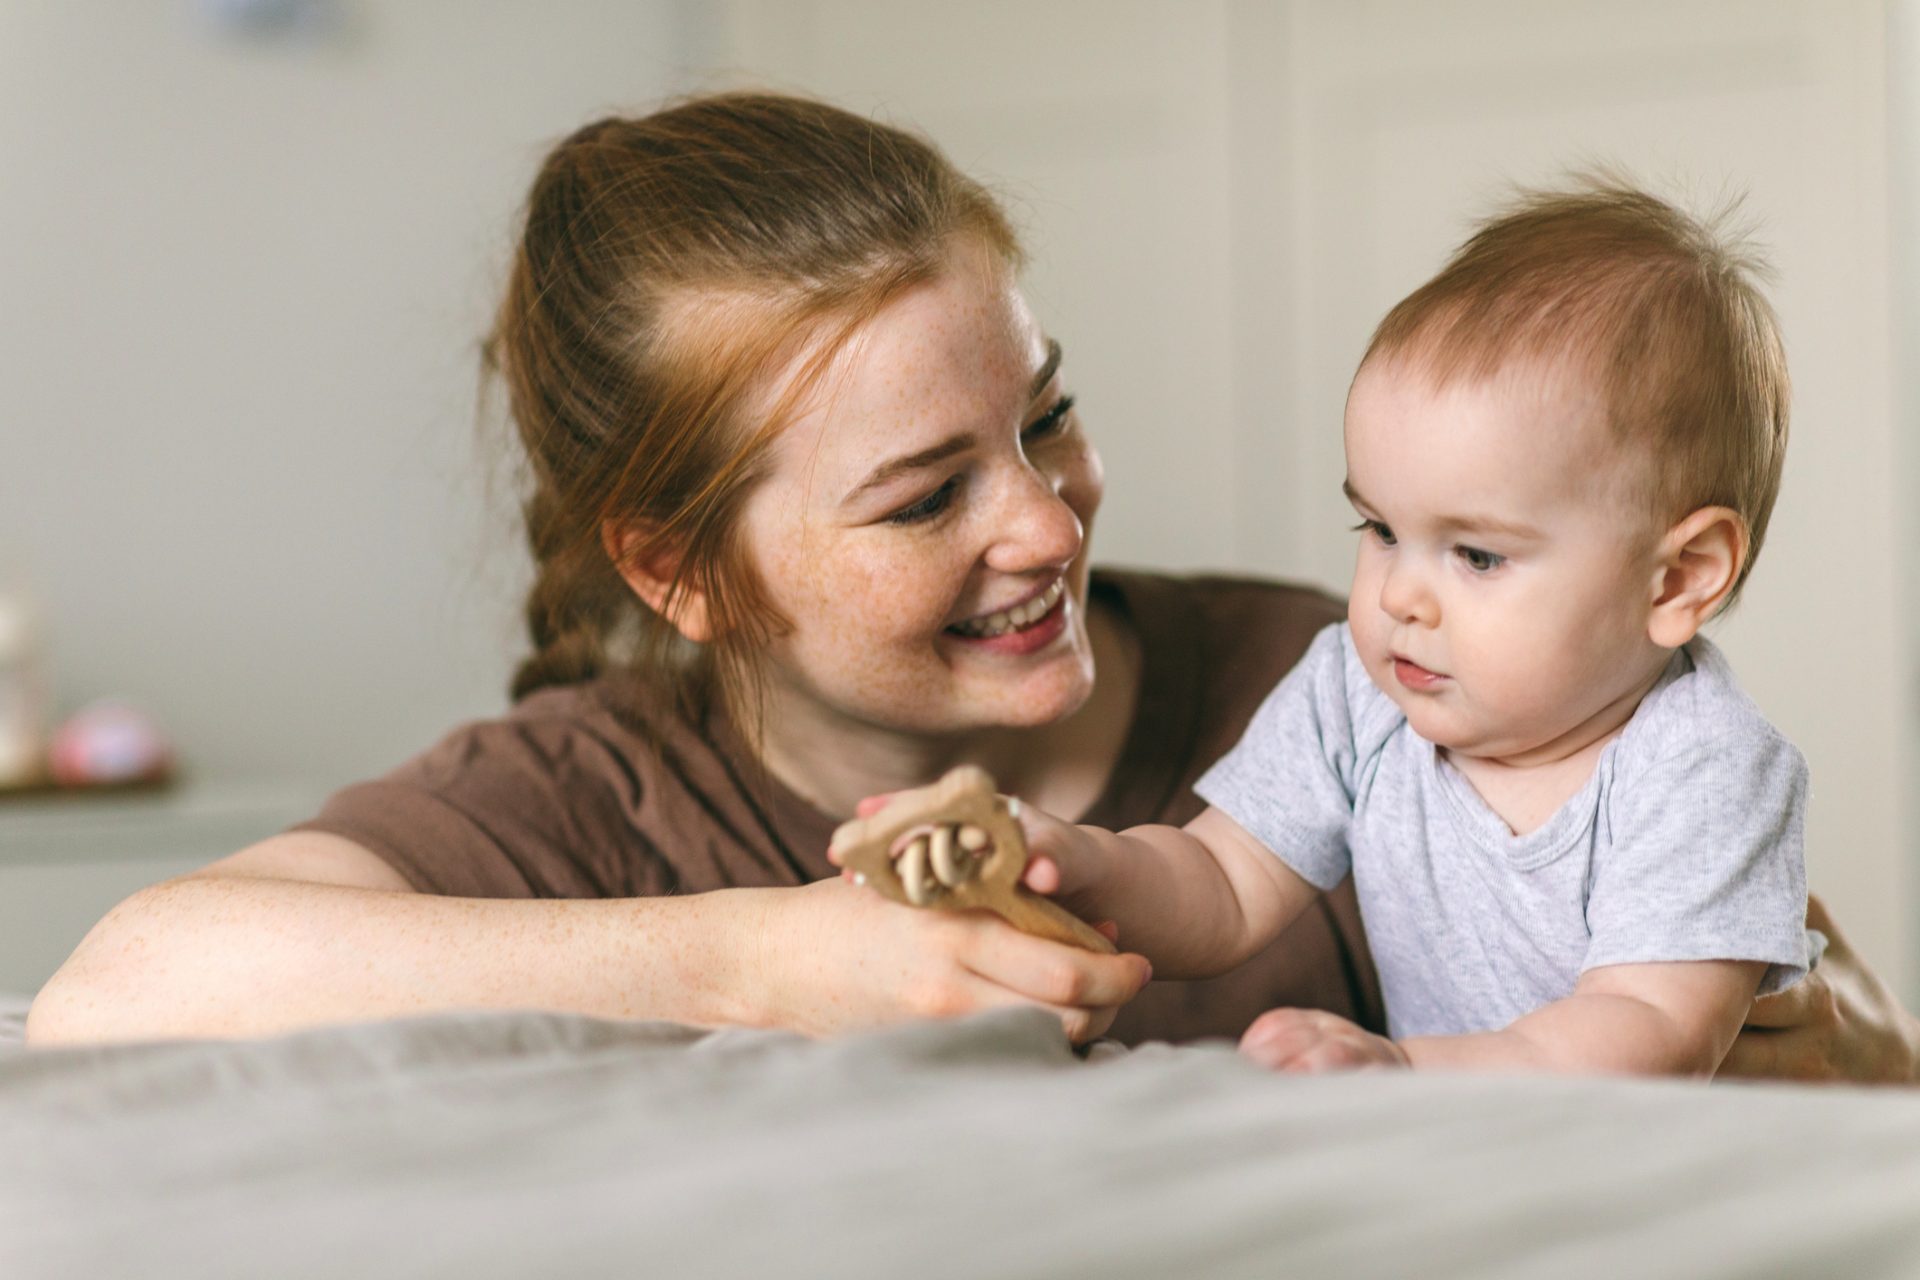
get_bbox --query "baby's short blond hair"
[1362,178,1790,603]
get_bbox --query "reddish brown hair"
[1362,178,1790,602]
[487,92,1021,711]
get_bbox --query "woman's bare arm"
[25,832,1150,1046]
[26,832,768,1043]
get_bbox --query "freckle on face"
[734,245,1100,738]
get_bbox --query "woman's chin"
[970,654,1097,728]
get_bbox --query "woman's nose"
[985,462,1083,573]
[1378,556,1438,627]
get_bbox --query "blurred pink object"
[48,700,173,787]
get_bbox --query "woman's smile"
[944,577,1071,655]
[946,576,1067,638]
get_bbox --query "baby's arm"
[1022,804,1324,979]
[1403,960,1767,1075]
[1243,959,1766,1076]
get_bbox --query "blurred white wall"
[1894,0,1920,997]
[0,0,718,789]
[1,1,1911,991]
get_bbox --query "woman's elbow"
[24,882,184,1046]
[25,966,106,1046]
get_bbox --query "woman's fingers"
[1720,891,1920,1084]
[776,879,1147,1045]
[945,975,1119,1044]
[955,912,1151,1011]
[1740,971,1826,1030]
[1716,1028,1790,1080]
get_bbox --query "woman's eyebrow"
[842,339,1065,507]
[1030,338,1063,397]
[843,433,977,505]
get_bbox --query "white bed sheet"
[6,1004,1919,1278]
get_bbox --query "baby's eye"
[1457,545,1505,572]
[1350,518,1396,547]
[886,476,960,526]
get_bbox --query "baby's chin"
[1395,700,1501,756]
[1410,715,1575,764]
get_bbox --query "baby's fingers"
[854,793,897,819]
[1239,1008,1324,1070]
[1021,854,1062,895]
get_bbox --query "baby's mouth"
[946,578,1067,639]
[1391,654,1448,689]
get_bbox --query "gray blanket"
[6,1001,1920,1278]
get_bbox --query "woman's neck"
[753,599,1142,822]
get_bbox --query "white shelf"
[0,781,321,866]
[0,781,326,995]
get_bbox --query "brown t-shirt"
[298,568,1382,1044]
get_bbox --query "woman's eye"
[885,476,959,526]
[1021,393,1076,442]
[1457,545,1505,572]
[1350,518,1396,547]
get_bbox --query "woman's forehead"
[771,265,1049,474]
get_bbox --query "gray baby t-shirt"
[1195,623,1812,1038]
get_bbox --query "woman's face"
[736,241,1104,741]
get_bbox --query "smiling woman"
[21,93,1918,1083]
[718,247,1115,815]
[24,91,1373,1049]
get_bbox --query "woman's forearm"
[26,874,775,1045]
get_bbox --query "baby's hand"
[1238,1007,1410,1073]
[1009,801,1107,903]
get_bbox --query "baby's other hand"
[1238,1007,1410,1073]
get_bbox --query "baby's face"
[1342,358,1671,763]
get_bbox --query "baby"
[1023,181,1817,1075]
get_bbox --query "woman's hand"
[1238,1006,1410,1073]
[841,788,1123,940]
[1718,895,1920,1085]
[746,877,1151,1044]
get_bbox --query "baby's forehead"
[1348,352,1663,514]
[1354,349,1625,447]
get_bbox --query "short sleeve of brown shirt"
[295,568,1381,1044]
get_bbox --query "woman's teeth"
[949,579,1065,638]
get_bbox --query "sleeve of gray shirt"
[1584,652,1812,996]
[1193,623,1360,890]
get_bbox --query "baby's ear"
[600,519,713,644]
[1647,506,1749,648]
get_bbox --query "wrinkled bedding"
[6,997,1920,1279]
